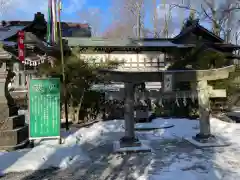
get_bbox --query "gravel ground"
[0,139,197,180]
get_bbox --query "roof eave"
[173,23,224,43]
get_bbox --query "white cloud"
[155,1,188,37]
[64,0,86,14]
[156,0,190,20]
[0,0,85,20]
[0,0,48,20]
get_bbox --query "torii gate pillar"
[119,82,141,147]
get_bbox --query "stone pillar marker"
[123,82,135,139]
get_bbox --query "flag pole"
[57,0,69,131]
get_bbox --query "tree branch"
[169,4,202,16]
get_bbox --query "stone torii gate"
[99,65,235,150]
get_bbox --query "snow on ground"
[0,138,90,173]
[2,116,240,179]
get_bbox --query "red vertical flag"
[18,31,25,62]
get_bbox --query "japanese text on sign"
[29,78,60,139]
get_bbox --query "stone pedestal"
[0,73,29,151]
[0,114,29,150]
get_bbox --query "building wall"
[79,51,167,71]
[12,51,168,89]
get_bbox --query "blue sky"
[0,0,112,22]
[0,0,213,36]
[62,0,111,22]
[0,0,114,34]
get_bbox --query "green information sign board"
[29,78,61,139]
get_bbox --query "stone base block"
[0,103,9,121]
[0,139,29,151]
[0,125,28,147]
[0,115,25,130]
[119,137,141,148]
[113,140,151,153]
[135,123,174,131]
[185,136,231,148]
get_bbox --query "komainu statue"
[4,69,19,116]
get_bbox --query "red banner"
[18,31,25,62]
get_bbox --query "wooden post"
[196,80,211,139]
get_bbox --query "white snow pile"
[135,118,240,180]
[0,138,90,173]
[0,120,125,174]
[1,116,240,180]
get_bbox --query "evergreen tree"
[38,47,121,123]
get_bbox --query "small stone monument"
[0,69,28,150]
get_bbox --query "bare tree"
[106,0,145,38]
[0,0,12,16]
[107,0,175,38]
[147,0,180,38]
[152,0,159,37]
[170,0,240,42]
[103,23,135,38]
[162,3,173,38]
[122,0,145,38]
[149,0,169,38]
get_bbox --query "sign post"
[28,78,61,143]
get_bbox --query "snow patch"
[2,115,240,180]
[0,144,90,173]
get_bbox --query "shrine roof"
[64,37,195,48]
[0,12,91,42]
[0,25,26,41]
[2,21,91,39]
[0,41,16,46]
[173,20,224,43]
[213,43,240,50]
[0,48,12,60]
[7,21,89,29]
